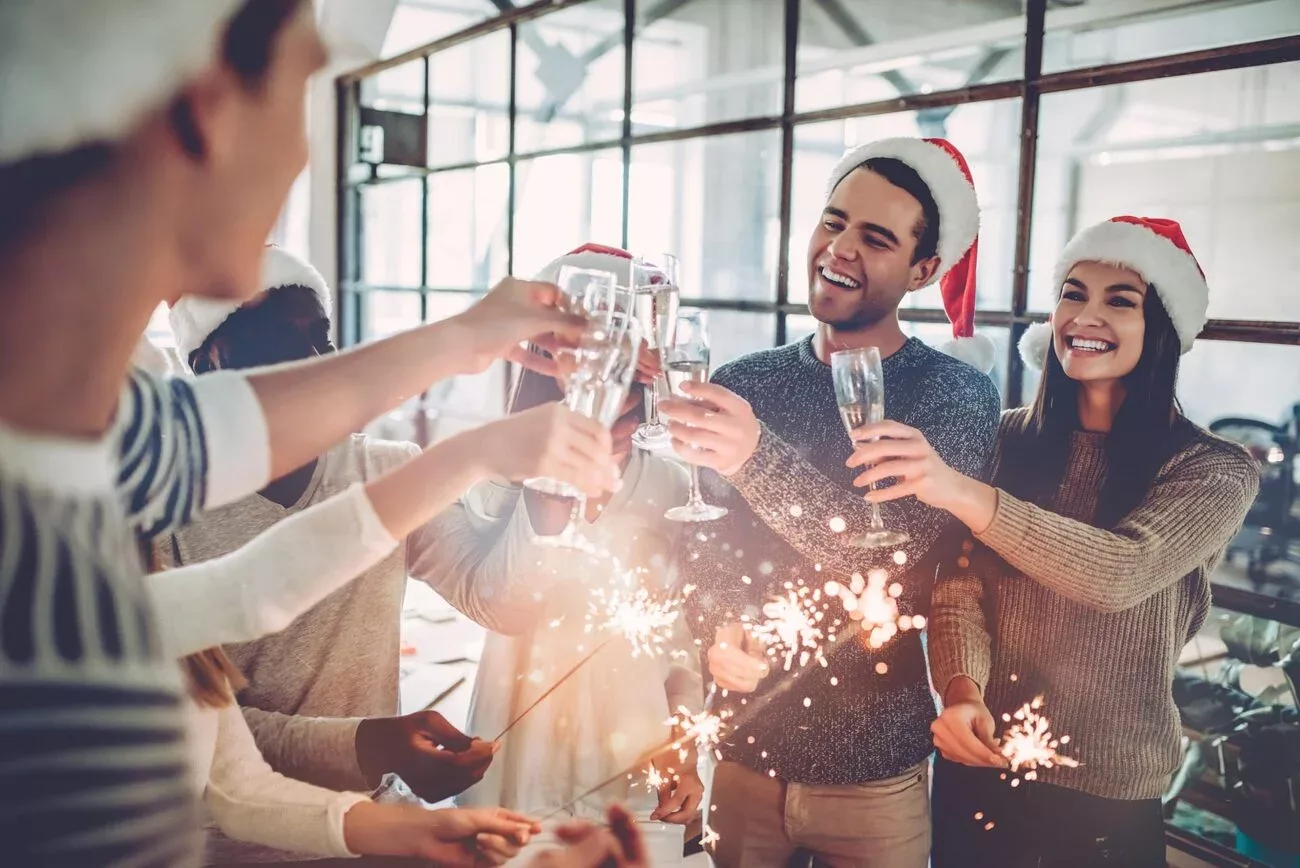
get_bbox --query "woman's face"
[1051,260,1148,384]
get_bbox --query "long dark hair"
[998,284,1193,527]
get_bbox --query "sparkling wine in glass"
[630,254,680,450]
[830,347,909,549]
[523,314,641,549]
[664,311,727,523]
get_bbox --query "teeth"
[1069,337,1112,352]
[820,267,860,289]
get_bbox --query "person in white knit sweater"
[419,245,707,865]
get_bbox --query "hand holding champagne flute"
[630,254,680,449]
[830,347,909,548]
[663,311,727,522]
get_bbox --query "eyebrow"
[1063,277,1145,294]
[823,207,901,247]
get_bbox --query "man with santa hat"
[661,137,1002,866]
[0,2,612,865]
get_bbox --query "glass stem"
[687,464,704,506]
[869,497,885,531]
[565,493,587,538]
[645,376,662,426]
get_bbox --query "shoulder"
[912,344,1001,411]
[711,342,805,397]
[341,434,422,481]
[1168,421,1260,486]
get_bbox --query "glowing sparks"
[589,584,680,658]
[829,516,847,533]
[747,584,834,672]
[667,706,728,762]
[699,824,721,848]
[789,504,804,517]
[822,567,922,650]
[643,764,667,794]
[999,696,1079,779]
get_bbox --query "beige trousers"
[705,759,930,868]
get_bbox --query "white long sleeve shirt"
[146,482,400,860]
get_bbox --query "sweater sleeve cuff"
[929,651,990,701]
[192,371,271,509]
[328,792,372,858]
[973,488,1036,559]
[726,421,782,494]
[312,716,367,788]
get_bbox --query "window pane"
[790,100,1022,311]
[360,180,423,288]
[786,315,1009,402]
[692,309,776,369]
[513,150,625,280]
[427,164,510,289]
[628,130,782,304]
[796,0,1023,113]
[1028,61,1300,320]
[516,0,625,153]
[381,2,492,57]
[1043,0,1300,74]
[631,0,783,133]
[1180,340,1300,430]
[427,31,511,168]
[361,59,423,118]
[361,290,422,341]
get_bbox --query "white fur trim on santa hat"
[532,247,666,287]
[824,137,980,288]
[169,246,334,361]
[938,333,996,374]
[0,1,245,164]
[1052,220,1208,353]
[1018,321,1053,372]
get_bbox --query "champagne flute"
[556,265,617,322]
[630,254,680,450]
[830,347,909,548]
[664,311,728,523]
[524,314,642,550]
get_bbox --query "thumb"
[972,712,1005,764]
[415,713,474,751]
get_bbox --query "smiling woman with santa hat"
[845,216,1261,866]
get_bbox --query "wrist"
[354,719,390,787]
[943,675,984,707]
[436,315,490,375]
[947,474,997,534]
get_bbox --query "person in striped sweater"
[846,217,1260,866]
[0,2,607,865]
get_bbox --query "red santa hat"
[533,242,666,286]
[0,0,245,164]
[825,136,992,373]
[169,245,333,361]
[1019,216,1210,371]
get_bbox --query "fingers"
[414,712,475,751]
[553,820,599,845]
[507,344,561,378]
[657,785,702,825]
[542,826,623,868]
[864,479,919,503]
[475,832,523,865]
[931,715,1005,768]
[651,781,686,821]
[708,643,769,693]
[462,809,537,842]
[848,419,921,443]
[667,437,731,472]
[608,803,648,866]
[845,437,929,469]
[678,382,749,416]
[658,398,727,431]
[665,421,735,455]
[852,458,925,490]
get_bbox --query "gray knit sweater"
[929,408,1260,799]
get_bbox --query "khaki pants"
[706,760,930,868]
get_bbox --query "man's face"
[178,5,327,303]
[805,167,938,330]
[194,285,334,373]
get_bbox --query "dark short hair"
[0,0,305,248]
[855,157,941,264]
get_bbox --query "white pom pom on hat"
[825,137,993,372]
[1017,216,1210,371]
[168,246,333,361]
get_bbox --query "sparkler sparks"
[666,706,728,763]
[999,696,1078,778]
[747,584,834,671]
[642,764,667,795]
[699,824,720,848]
[822,568,924,651]
[589,584,680,657]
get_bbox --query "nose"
[1073,295,1110,329]
[826,231,860,263]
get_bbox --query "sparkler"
[747,583,834,672]
[998,696,1078,779]
[699,824,720,848]
[494,638,613,740]
[590,584,681,658]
